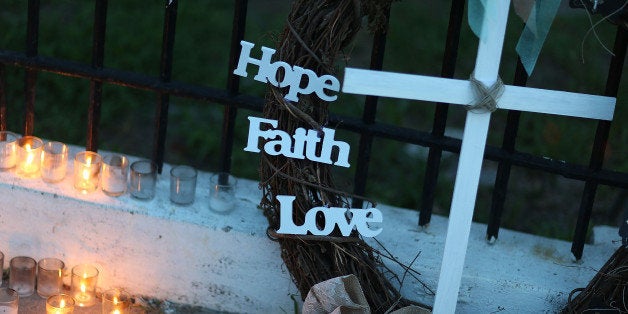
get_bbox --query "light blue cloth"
[468,0,561,76]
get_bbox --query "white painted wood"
[432,2,510,313]
[342,70,615,121]
[340,0,616,313]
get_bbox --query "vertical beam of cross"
[431,2,510,313]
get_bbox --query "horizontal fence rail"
[1,49,626,187]
[0,0,626,260]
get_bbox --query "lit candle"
[113,296,120,314]
[102,288,130,314]
[76,275,89,304]
[111,296,122,314]
[45,294,75,314]
[70,264,98,307]
[73,151,102,193]
[16,136,43,178]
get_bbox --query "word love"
[245,117,350,167]
[275,195,383,237]
[233,41,340,102]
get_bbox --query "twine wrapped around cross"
[467,74,504,113]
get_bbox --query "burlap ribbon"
[302,275,431,314]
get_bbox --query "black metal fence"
[0,0,626,260]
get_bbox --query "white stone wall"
[0,145,299,312]
[0,144,621,312]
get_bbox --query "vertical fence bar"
[572,26,627,260]
[219,0,248,174]
[486,58,527,241]
[23,0,40,136]
[0,65,7,131]
[418,0,465,226]
[152,0,178,173]
[351,3,391,209]
[87,0,108,152]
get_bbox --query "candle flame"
[113,310,121,314]
[80,282,86,293]
[60,298,66,308]
[113,296,119,305]
[25,143,34,166]
[82,157,92,180]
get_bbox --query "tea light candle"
[101,154,129,196]
[17,136,43,178]
[46,294,75,314]
[41,142,68,183]
[73,151,102,194]
[102,288,130,314]
[209,173,237,214]
[70,264,98,307]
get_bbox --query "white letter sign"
[275,195,382,237]
[244,116,350,167]
[233,41,340,102]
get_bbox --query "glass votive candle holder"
[16,135,43,178]
[46,294,75,314]
[70,264,99,307]
[0,131,19,171]
[170,165,197,205]
[102,288,131,314]
[0,288,19,314]
[41,141,68,183]
[209,172,237,214]
[37,258,65,298]
[101,154,129,197]
[73,151,102,194]
[129,160,157,200]
[8,256,36,297]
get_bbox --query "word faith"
[244,116,350,167]
[233,41,340,102]
[275,195,382,237]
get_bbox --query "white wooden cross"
[342,2,615,313]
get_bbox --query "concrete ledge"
[0,146,298,313]
[368,205,618,312]
[0,145,620,312]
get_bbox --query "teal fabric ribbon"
[468,0,561,76]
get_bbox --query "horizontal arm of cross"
[342,68,615,121]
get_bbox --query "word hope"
[275,195,383,237]
[245,116,350,167]
[233,41,340,102]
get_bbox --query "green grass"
[0,1,626,241]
